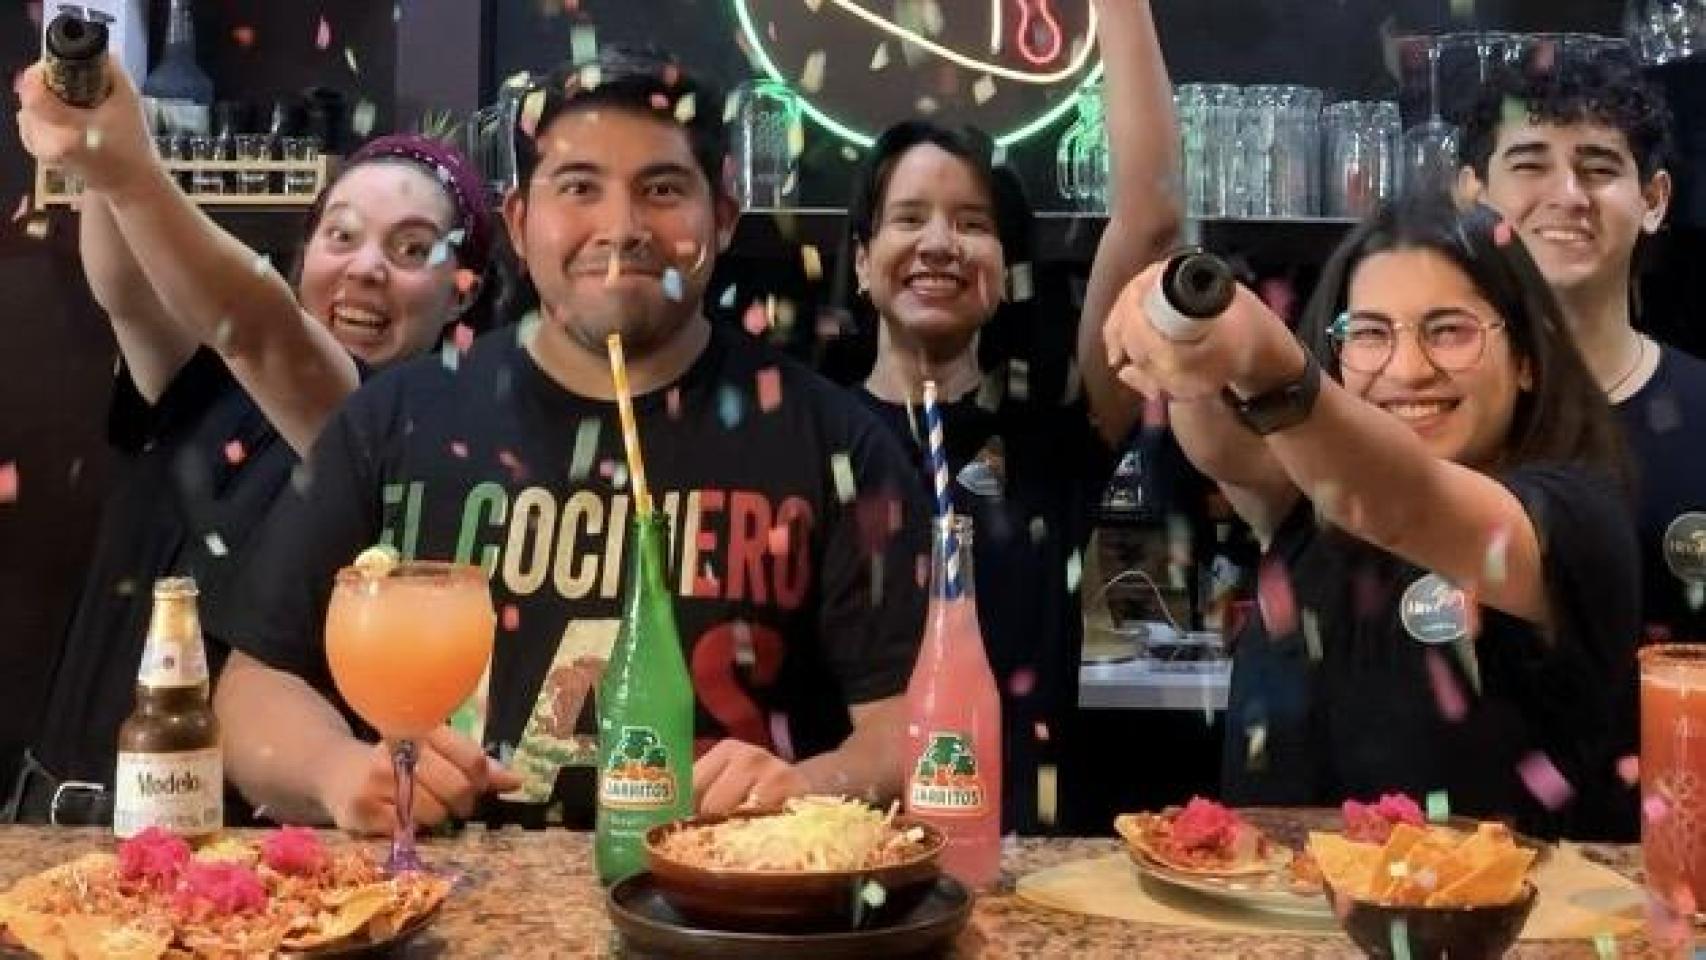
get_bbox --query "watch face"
[736,0,1101,145]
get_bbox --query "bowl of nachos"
[0,826,449,958]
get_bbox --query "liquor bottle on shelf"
[140,0,212,135]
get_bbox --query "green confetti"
[1426,790,1451,823]
[1594,930,1616,959]
[1389,918,1412,960]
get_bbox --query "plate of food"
[1115,797,1330,920]
[0,826,450,958]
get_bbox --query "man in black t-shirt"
[206,49,929,833]
[1461,57,1706,642]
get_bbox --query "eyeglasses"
[1328,312,1507,374]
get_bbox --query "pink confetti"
[666,387,683,419]
[497,449,527,482]
[223,440,246,466]
[314,16,331,50]
[1494,220,1515,247]
[1256,557,1298,636]
[501,604,520,631]
[1618,755,1640,786]
[452,323,475,352]
[1033,721,1050,743]
[1424,649,1467,721]
[0,462,17,504]
[11,195,30,223]
[1644,793,1669,824]
[232,25,256,48]
[743,301,769,336]
[1009,668,1037,698]
[449,441,469,459]
[1516,752,1574,810]
[756,367,782,412]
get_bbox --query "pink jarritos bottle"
[904,515,1003,889]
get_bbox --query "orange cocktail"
[325,561,494,872]
[1641,644,1706,915]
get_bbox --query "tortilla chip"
[1307,832,1381,896]
[1426,847,1536,907]
[58,914,170,960]
[3,910,70,960]
[281,884,391,949]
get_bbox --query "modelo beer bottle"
[113,577,222,841]
[595,512,694,884]
[903,515,1003,889]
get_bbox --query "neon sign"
[733,0,1102,148]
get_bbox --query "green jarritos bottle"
[596,511,694,884]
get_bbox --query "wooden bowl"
[1327,881,1538,959]
[644,811,944,932]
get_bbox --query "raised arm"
[1078,0,1185,446]
[1106,265,1550,624]
[77,192,198,402]
[16,61,357,454]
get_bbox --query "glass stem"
[388,738,425,874]
[1427,42,1443,123]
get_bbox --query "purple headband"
[309,134,494,271]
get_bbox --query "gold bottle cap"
[153,576,199,599]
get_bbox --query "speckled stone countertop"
[0,817,1664,958]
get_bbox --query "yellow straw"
[605,334,653,516]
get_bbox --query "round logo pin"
[1663,512,1706,583]
[1399,573,1471,645]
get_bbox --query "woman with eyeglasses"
[1102,197,1639,840]
[12,60,495,825]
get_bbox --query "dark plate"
[608,871,972,960]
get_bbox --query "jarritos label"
[908,732,985,815]
[599,725,677,810]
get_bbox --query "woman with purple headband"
[10,58,496,826]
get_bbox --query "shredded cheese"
[658,796,926,871]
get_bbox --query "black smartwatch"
[1221,349,1322,436]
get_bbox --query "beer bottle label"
[113,748,223,839]
[137,638,209,688]
[598,725,677,809]
[909,731,986,815]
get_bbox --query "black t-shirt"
[1617,343,1706,643]
[856,385,1112,833]
[34,350,296,784]
[205,324,930,826]
[1221,464,1640,841]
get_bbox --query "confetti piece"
[519,89,548,139]
[1009,667,1036,698]
[1516,752,1574,810]
[1300,608,1323,661]
[1483,525,1510,584]
[351,100,377,137]
[24,217,48,240]
[449,323,474,354]
[830,453,856,503]
[1065,551,1082,593]
[11,195,30,223]
[1038,763,1058,827]
[870,42,890,71]
[860,879,886,909]
[743,301,770,336]
[224,440,246,466]
[1644,793,1668,824]
[344,47,360,75]
[1426,790,1450,823]
[662,267,684,302]
[501,604,520,631]
[756,367,782,412]
[1246,724,1267,763]
[233,25,256,48]
[1618,755,1640,785]
[449,440,469,459]
[718,285,737,309]
[1388,918,1413,960]
[666,388,682,420]
[569,419,600,480]
[84,126,103,151]
[800,245,822,281]
[1256,557,1298,636]
[1008,262,1034,302]
[1425,649,1468,721]
[578,64,602,90]
[973,75,997,104]
[1494,220,1515,247]
[1593,930,1616,959]
[571,24,598,66]
[800,51,827,94]
[673,92,697,124]
[0,462,17,504]
[205,533,228,557]
[252,253,272,275]
[315,16,331,50]
[439,341,460,371]
[717,385,745,429]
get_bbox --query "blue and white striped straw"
[921,381,961,598]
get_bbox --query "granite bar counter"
[0,819,1667,958]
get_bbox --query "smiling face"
[1341,248,1529,470]
[503,107,736,360]
[296,162,466,367]
[1470,120,1669,298]
[854,143,1006,350]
